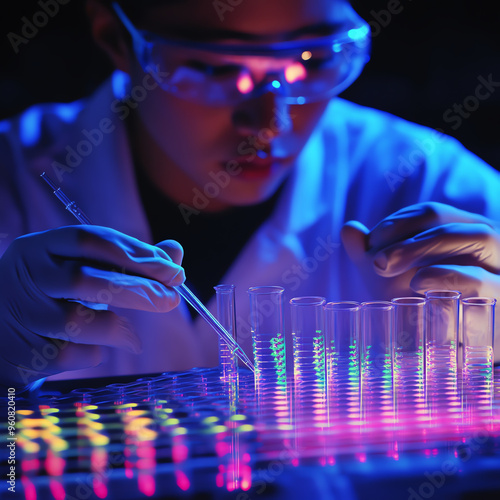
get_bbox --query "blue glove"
[341,202,500,362]
[0,226,185,389]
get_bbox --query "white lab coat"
[1,72,499,379]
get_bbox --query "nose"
[231,91,293,143]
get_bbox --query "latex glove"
[341,202,500,361]
[0,226,185,390]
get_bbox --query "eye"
[186,60,242,77]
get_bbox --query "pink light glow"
[91,448,108,473]
[49,479,66,500]
[172,444,188,463]
[21,459,40,472]
[174,470,190,491]
[21,476,37,500]
[45,451,65,476]
[137,446,155,458]
[241,465,252,491]
[284,62,307,84]
[236,73,254,94]
[216,471,224,488]
[226,478,237,492]
[138,474,156,496]
[93,478,108,499]
[137,458,156,470]
[125,460,134,479]
[215,441,230,457]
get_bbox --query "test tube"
[360,301,394,418]
[214,285,239,389]
[290,297,327,422]
[324,301,360,422]
[391,297,426,413]
[462,297,496,406]
[248,286,287,418]
[425,290,461,406]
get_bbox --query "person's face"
[122,0,357,211]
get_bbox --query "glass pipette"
[40,172,255,372]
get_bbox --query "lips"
[223,153,291,180]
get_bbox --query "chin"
[223,182,284,207]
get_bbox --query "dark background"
[1,0,499,169]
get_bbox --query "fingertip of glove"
[341,220,370,262]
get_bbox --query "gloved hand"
[341,202,500,361]
[0,226,185,390]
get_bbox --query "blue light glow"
[348,25,369,41]
[20,108,40,147]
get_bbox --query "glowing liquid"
[253,332,287,416]
[220,338,238,380]
[426,342,457,385]
[327,342,360,419]
[293,334,326,419]
[463,346,493,392]
[219,337,239,410]
[425,342,459,415]
[361,346,393,415]
[393,348,424,407]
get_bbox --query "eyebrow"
[155,22,346,43]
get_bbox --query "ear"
[86,0,132,74]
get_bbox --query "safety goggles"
[112,2,370,106]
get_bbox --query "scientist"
[0,0,499,390]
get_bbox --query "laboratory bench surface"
[2,366,499,500]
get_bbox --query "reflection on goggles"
[113,2,370,106]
